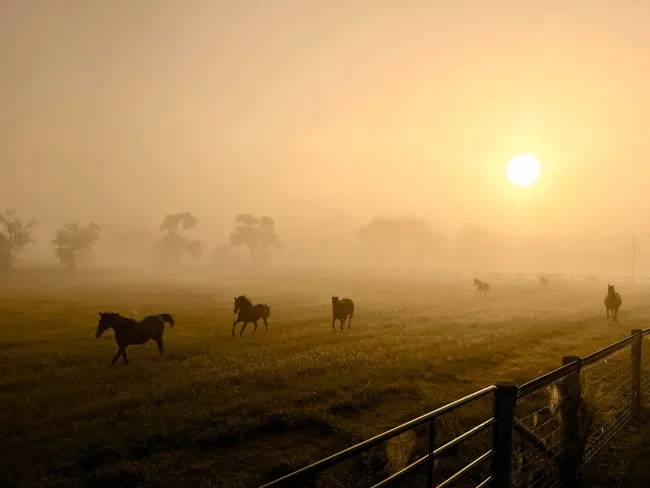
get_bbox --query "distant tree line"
[0,205,523,274]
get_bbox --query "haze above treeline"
[2,2,649,275]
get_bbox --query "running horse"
[95,312,175,368]
[232,295,271,337]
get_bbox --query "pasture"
[1,270,649,487]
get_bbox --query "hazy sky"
[2,0,649,244]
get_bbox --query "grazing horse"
[332,296,354,332]
[232,295,270,337]
[95,312,175,368]
[474,279,490,296]
[604,284,622,322]
[540,276,548,286]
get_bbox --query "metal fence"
[260,329,650,488]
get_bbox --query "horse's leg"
[340,318,344,332]
[253,320,258,334]
[348,314,352,329]
[263,317,268,332]
[606,307,610,319]
[122,347,129,366]
[156,338,164,355]
[232,319,240,338]
[332,318,337,332]
[110,348,124,368]
[239,322,248,337]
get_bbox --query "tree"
[52,223,101,269]
[155,212,203,266]
[230,214,281,265]
[358,216,447,267]
[0,209,36,274]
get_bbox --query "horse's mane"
[236,295,253,307]
[102,312,136,323]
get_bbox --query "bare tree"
[52,223,101,270]
[0,209,36,274]
[155,212,202,267]
[230,214,281,265]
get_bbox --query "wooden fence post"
[492,384,518,488]
[631,329,643,416]
[559,356,581,488]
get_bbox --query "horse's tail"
[158,314,175,327]
[263,305,270,318]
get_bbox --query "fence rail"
[260,328,650,488]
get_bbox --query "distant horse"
[540,276,548,286]
[474,279,490,296]
[233,295,270,337]
[332,296,354,332]
[604,284,622,322]
[95,312,175,368]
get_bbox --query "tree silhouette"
[229,214,281,265]
[156,212,202,266]
[358,216,446,266]
[0,209,36,274]
[52,223,101,270]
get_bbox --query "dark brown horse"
[332,296,354,332]
[233,296,270,337]
[604,284,622,322]
[95,312,175,368]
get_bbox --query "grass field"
[1,270,649,487]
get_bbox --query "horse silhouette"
[232,296,270,337]
[604,285,622,322]
[332,296,354,332]
[473,279,490,296]
[95,312,175,368]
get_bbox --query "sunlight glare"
[506,154,541,186]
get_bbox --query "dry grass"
[0,270,649,487]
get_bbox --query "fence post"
[492,383,517,488]
[631,329,642,416]
[559,356,581,488]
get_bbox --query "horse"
[232,295,270,337]
[332,296,354,332]
[95,312,175,368]
[604,284,622,322]
[473,279,490,296]
[540,276,548,286]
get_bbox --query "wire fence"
[260,329,650,488]
[512,374,568,488]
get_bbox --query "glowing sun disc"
[506,154,540,186]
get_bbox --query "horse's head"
[96,312,115,337]
[234,295,251,314]
[473,279,480,286]
[332,296,339,308]
[608,284,616,295]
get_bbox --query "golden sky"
[1,0,649,243]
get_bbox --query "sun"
[506,154,541,186]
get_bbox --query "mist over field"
[2,1,650,487]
